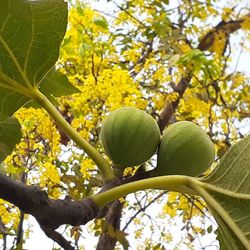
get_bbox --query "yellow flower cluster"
[63,67,147,139]
[15,107,61,156]
[123,44,141,63]
[179,88,211,123]
[80,158,96,180]
[69,7,109,35]
[60,6,110,67]
[161,192,206,220]
[162,202,177,218]
[95,68,144,109]
[39,162,61,198]
[241,18,250,30]
[0,199,20,231]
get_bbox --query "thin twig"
[122,191,167,231]
[41,225,74,250]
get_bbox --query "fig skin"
[155,121,215,177]
[100,107,161,168]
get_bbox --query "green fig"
[155,121,215,177]
[100,107,161,168]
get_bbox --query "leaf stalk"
[189,180,250,249]
[93,175,198,207]
[32,88,115,182]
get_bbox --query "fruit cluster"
[100,107,215,177]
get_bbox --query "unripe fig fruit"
[155,121,215,177]
[100,107,161,168]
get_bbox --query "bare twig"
[16,172,27,246]
[122,191,167,231]
[41,225,74,250]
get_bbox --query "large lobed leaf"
[0,0,67,86]
[214,210,246,250]
[0,117,22,163]
[202,135,250,194]
[200,135,250,249]
[0,0,79,120]
[0,88,30,121]
[39,68,81,103]
[0,0,79,160]
[29,68,81,108]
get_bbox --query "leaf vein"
[24,4,34,76]
[208,140,250,185]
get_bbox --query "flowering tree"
[0,0,250,249]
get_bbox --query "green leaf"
[28,68,81,107]
[213,197,249,250]
[93,17,109,30]
[202,135,250,193]
[0,0,68,118]
[116,230,129,250]
[0,0,68,87]
[39,68,81,99]
[207,225,213,233]
[199,136,250,249]
[0,88,30,120]
[0,117,22,163]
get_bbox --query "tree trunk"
[96,200,124,250]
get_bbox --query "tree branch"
[96,200,124,250]
[0,171,101,249]
[198,13,250,51]
[16,172,27,246]
[158,75,191,132]
[0,172,123,249]
[0,171,49,212]
[0,171,99,228]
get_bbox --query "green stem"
[0,72,35,98]
[93,175,198,207]
[32,88,115,182]
[197,180,250,199]
[189,180,250,249]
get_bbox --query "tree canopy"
[0,0,250,249]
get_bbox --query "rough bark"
[158,75,191,132]
[0,172,99,248]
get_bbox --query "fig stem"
[32,88,115,182]
[93,175,198,207]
